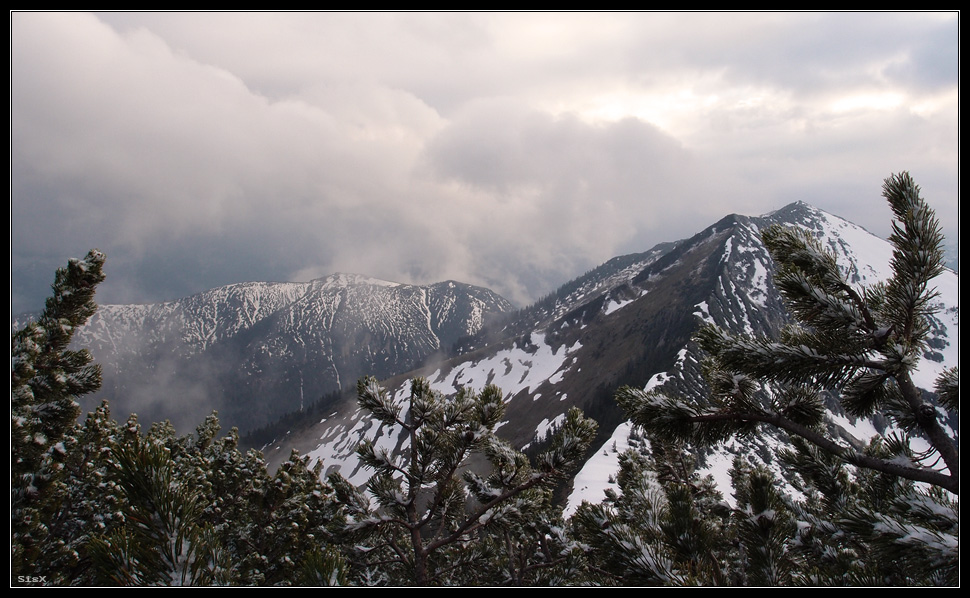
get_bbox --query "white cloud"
[11,11,958,314]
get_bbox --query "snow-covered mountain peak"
[761,202,894,284]
[31,197,954,517]
[62,272,513,435]
[564,201,957,511]
[256,200,956,516]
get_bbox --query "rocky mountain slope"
[260,202,958,506]
[52,274,513,433]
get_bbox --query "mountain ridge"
[254,201,956,506]
[43,273,514,434]
[12,201,956,505]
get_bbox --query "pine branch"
[687,409,956,493]
[892,370,958,489]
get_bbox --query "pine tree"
[12,249,106,584]
[466,490,592,586]
[233,448,346,586]
[86,412,347,586]
[570,434,734,586]
[11,251,351,586]
[728,458,800,586]
[87,415,232,586]
[39,400,127,585]
[617,172,957,491]
[611,172,958,584]
[618,173,956,486]
[331,376,598,586]
[780,435,959,585]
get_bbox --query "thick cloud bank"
[11,12,958,314]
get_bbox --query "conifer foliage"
[330,376,598,585]
[609,172,958,584]
[570,434,734,585]
[12,249,106,583]
[84,414,347,586]
[11,251,347,586]
[11,173,957,587]
[617,172,957,492]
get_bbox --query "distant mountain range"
[41,274,512,433]
[15,201,956,504]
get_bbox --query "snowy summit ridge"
[21,199,955,508]
[261,201,956,510]
[60,274,513,434]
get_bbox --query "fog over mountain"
[11,12,958,318]
[13,195,956,511]
[31,275,511,434]
[238,201,955,503]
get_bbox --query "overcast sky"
[10,11,959,314]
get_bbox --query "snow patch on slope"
[307,332,584,488]
[428,332,582,400]
[565,421,633,517]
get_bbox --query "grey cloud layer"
[11,12,958,314]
